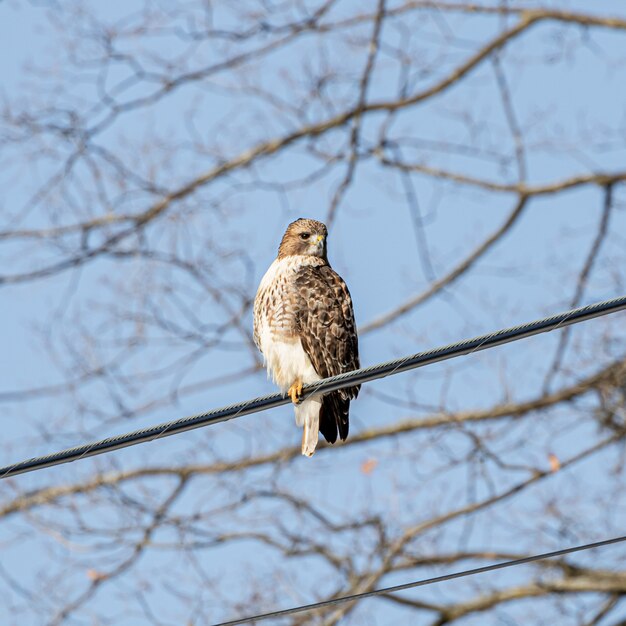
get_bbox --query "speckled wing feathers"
[295,265,360,442]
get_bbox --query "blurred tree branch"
[2,1,626,624]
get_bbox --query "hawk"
[253,218,360,456]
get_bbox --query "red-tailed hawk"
[253,218,360,456]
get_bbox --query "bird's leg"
[288,379,303,404]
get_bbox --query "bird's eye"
[299,233,310,240]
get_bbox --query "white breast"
[255,257,321,392]
[262,334,320,392]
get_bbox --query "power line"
[1,295,626,480]
[213,534,626,625]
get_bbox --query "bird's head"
[277,218,328,261]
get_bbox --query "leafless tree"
[1,1,626,624]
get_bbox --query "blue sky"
[1,1,626,624]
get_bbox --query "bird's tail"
[319,391,352,444]
[295,397,321,457]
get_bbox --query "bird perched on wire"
[253,218,360,456]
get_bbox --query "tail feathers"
[319,392,351,444]
[301,415,319,457]
[295,398,321,457]
[295,390,357,455]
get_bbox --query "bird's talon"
[288,380,303,404]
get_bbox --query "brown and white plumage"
[253,218,360,456]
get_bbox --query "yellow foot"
[288,380,303,404]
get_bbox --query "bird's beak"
[316,235,324,246]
